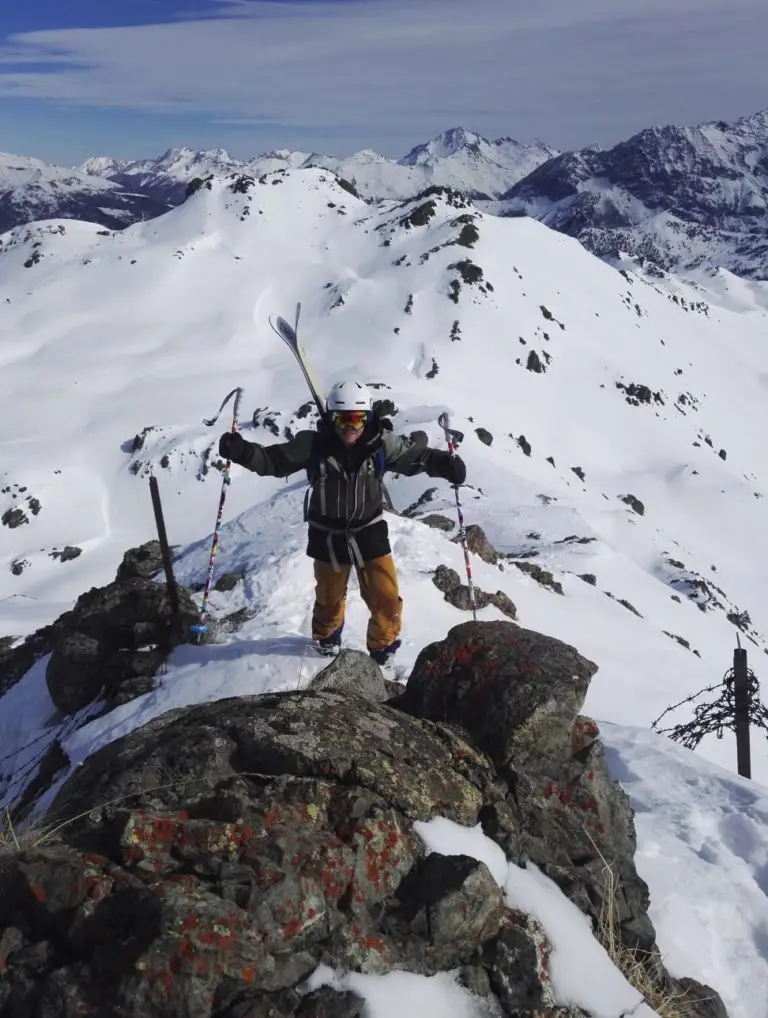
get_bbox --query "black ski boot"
[314,623,344,657]
[369,638,401,666]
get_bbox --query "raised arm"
[382,430,466,484]
[218,429,315,477]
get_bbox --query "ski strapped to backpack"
[268,303,388,486]
[192,386,244,641]
[438,411,477,621]
[269,303,395,567]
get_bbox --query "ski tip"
[269,314,297,345]
[277,317,295,340]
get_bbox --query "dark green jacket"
[238,421,439,565]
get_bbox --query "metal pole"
[733,643,751,779]
[437,412,477,621]
[148,475,182,638]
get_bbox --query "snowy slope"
[2,168,768,766]
[2,167,768,1015]
[601,723,768,1017]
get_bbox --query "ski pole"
[192,386,244,641]
[437,412,477,621]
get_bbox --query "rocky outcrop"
[460,523,500,564]
[512,560,564,595]
[115,539,168,581]
[0,618,725,1018]
[307,647,391,701]
[399,622,596,768]
[419,513,455,532]
[619,493,645,516]
[2,692,498,1015]
[0,620,726,1018]
[432,564,517,619]
[0,541,196,711]
[400,624,656,956]
[44,575,199,714]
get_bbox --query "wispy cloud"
[0,0,766,154]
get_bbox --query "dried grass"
[588,830,707,1018]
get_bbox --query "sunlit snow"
[2,167,768,1017]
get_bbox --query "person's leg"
[312,559,351,643]
[356,554,402,652]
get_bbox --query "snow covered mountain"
[79,155,132,177]
[2,168,768,1014]
[76,129,558,204]
[101,144,250,204]
[394,127,559,199]
[0,151,170,233]
[499,109,768,280]
[7,110,768,282]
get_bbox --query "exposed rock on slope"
[0,621,725,1018]
[0,541,196,709]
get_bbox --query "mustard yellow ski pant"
[312,554,402,651]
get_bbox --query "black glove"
[428,449,467,485]
[372,398,397,418]
[370,413,392,435]
[219,431,252,466]
[445,455,466,485]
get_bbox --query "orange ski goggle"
[332,410,368,428]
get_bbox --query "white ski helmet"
[326,380,372,413]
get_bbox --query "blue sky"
[1,0,767,166]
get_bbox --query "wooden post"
[149,475,182,638]
[733,643,751,779]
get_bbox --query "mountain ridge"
[499,108,768,279]
[2,164,768,1015]
[4,109,768,278]
[0,127,556,229]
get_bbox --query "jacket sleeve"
[240,430,315,477]
[381,430,431,476]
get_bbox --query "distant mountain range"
[0,153,169,234]
[73,128,559,206]
[2,111,767,279]
[498,110,768,281]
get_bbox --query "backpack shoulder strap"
[306,430,332,483]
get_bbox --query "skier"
[218,380,466,665]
